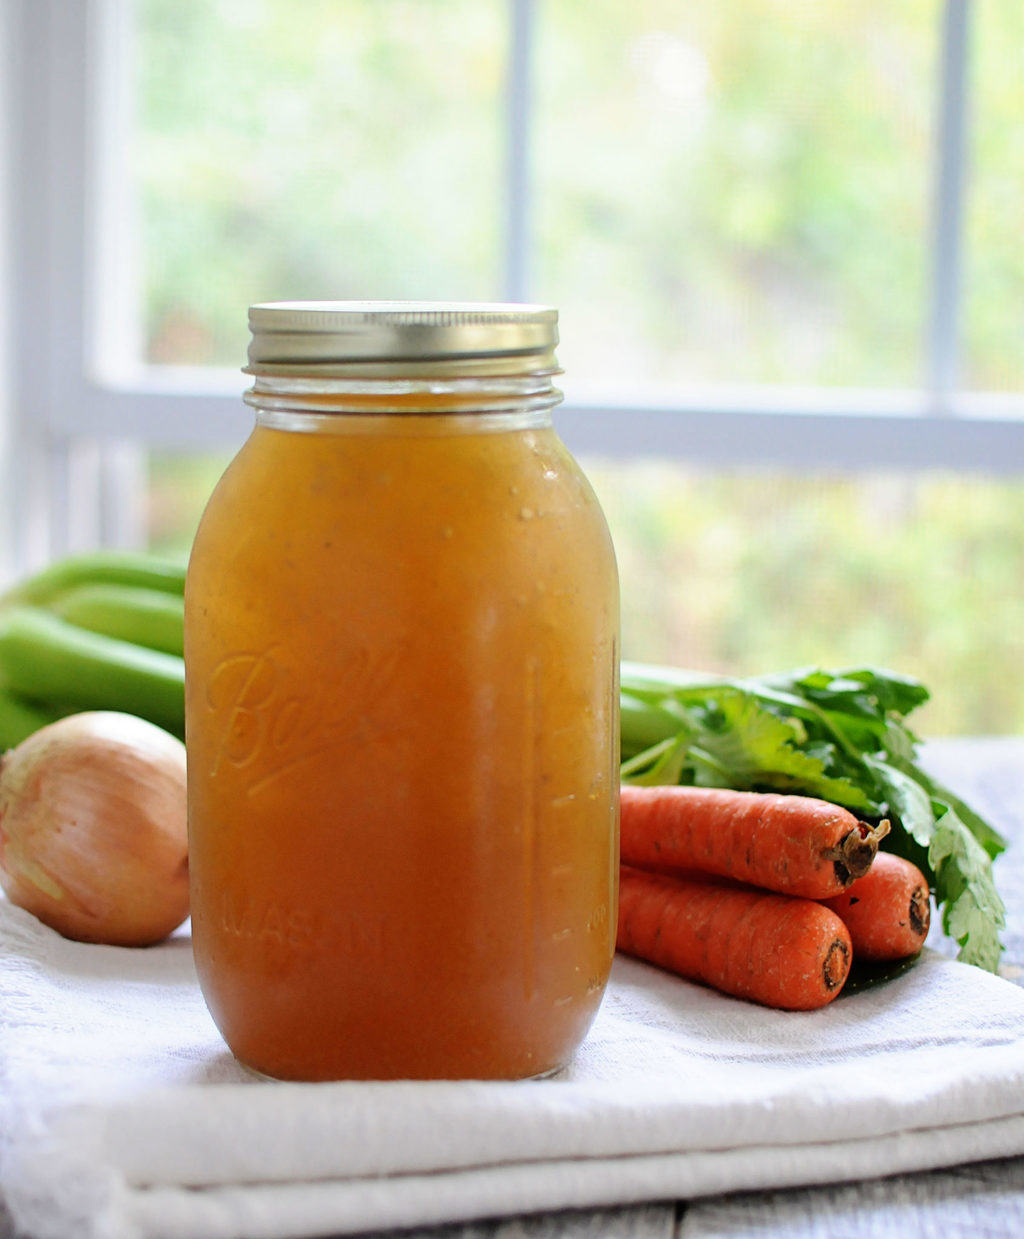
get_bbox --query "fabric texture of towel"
[4,896,1024,1239]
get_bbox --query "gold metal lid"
[245,301,559,378]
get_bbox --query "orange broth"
[185,411,619,1080]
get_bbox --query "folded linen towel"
[3,895,1024,1239]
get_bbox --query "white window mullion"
[42,0,90,430]
[89,0,143,384]
[50,439,102,554]
[1,0,120,569]
[504,0,534,303]
[4,0,70,575]
[925,0,971,407]
[557,394,1024,473]
[98,440,147,549]
[0,0,19,583]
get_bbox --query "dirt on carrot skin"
[616,864,854,1011]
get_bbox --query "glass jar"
[185,302,620,1081]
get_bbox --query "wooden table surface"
[4,738,1023,1239]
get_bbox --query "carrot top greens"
[620,662,1006,973]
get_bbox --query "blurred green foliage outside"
[136,0,1024,391]
[137,1,1024,736]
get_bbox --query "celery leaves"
[620,661,1006,971]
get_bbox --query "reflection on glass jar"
[185,302,620,1081]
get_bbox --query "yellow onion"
[0,711,188,946]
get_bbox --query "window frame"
[3,0,1024,575]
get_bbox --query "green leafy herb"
[620,661,1007,971]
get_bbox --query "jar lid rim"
[246,301,559,375]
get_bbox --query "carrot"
[617,865,852,1010]
[820,851,931,961]
[620,784,889,900]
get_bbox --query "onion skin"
[0,711,188,946]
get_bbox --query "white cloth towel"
[4,896,1024,1239]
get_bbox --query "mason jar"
[185,302,620,1080]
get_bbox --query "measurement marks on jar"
[519,652,613,1009]
[521,653,541,1004]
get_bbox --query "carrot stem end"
[824,818,891,886]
